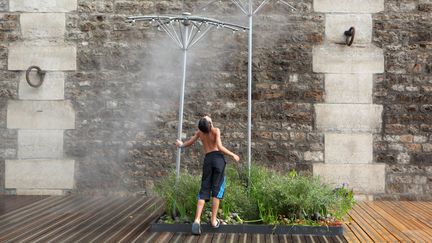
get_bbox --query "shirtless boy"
[175,115,240,235]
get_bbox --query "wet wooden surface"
[0,195,431,242]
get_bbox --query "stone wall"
[0,2,20,194]
[2,0,76,195]
[0,0,431,199]
[373,0,432,200]
[59,0,325,195]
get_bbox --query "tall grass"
[155,165,355,225]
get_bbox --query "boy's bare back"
[197,127,219,154]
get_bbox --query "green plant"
[155,165,355,226]
[155,171,200,223]
[220,166,259,222]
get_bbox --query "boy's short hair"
[198,117,211,133]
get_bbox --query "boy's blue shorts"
[197,151,226,202]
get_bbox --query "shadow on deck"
[0,195,431,242]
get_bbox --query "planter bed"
[151,223,344,236]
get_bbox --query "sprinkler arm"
[127,15,249,32]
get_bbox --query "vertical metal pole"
[247,0,253,188]
[173,26,188,217]
[176,26,189,186]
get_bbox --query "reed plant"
[155,165,355,225]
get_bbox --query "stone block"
[9,0,77,12]
[304,151,324,162]
[7,100,75,129]
[325,74,372,103]
[353,194,374,201]
[314,0,384,13]
[325,14,372,44]
[18,130,64,159]
[313,45,384,73]
[315,104,383,132]
[8,44,76,71]
[313,163,386,193]
[16,189,66,195]
[0,1,8,11]
[19,72,64,100]
[5,159,75,189]
[325,133,373,164]
[20,13,65,40]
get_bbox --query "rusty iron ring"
[26,66,46,88]
[344,27,355,46]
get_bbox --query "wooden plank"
[2,197,106,242]
[0,195,49,216]
[365,202,423,242]
[266,233,280,243]
[211,233,227,243]
[33,197,127,242]
[227,233,240,243]
[375,201,431,240]
[318,236,330,243]
[0,195,69,226]
[334,235,348,243]
[323,236,338,243]
[326,235,348,243]
[79,197,155,242]
[358,202,414,242]
[107,198,166,242]
[291,234,304,243]
[344,219,373,243]
[56,197,150,242]
[197,233,214,243]
[350,204,394,242]
[352,203,400,242]
[377,201,432,240]
[131,225,155,243]
[4,196,432,243]
[252,233,265,243]
[168,233,187,243]
[40,197,134,242]
[278,234,293,243]
[349,209,386,242]
[402,202,432,227]
[0,196,83,239]
[182,234,200,243]
[417,201,432,210]
[153,232,175,243]
[342,223,360,243]
[130,225,152,243]
[238,233,251,243]
[309,235,323,243]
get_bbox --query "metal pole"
[173,26,188,217]
[176,26,189,186]
[247,0,253,188]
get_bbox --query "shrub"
[155,171,200,223]
[155,165,355,225]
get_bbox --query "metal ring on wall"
[344,27,355,46]
[26,66,46,88]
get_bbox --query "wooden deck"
[0,195,431,242]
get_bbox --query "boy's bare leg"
[211,197,220,226]
[194,199,206,223]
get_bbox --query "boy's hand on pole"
[175,139,183,148]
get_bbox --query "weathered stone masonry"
[4,0,77,195]
[373,0,432,200]
[0,0,431,199]
[312,0,386,200]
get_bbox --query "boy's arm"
[215,128,240,162]
[176,131,199,148]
